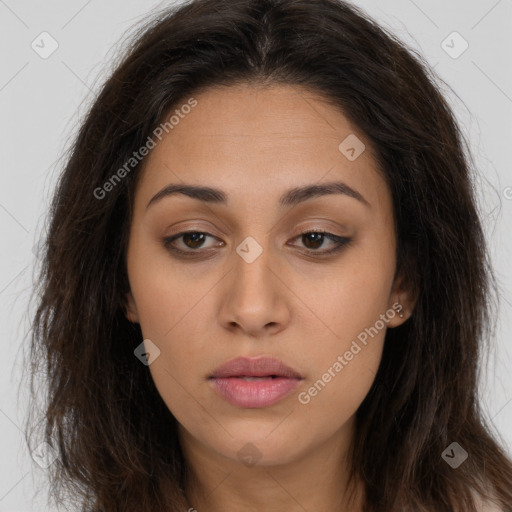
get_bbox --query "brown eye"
[163,231,223,256]
[163,230,352,259]
[291,230,353,256]
[301,232,325,250]
[181,232,207,249]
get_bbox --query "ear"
[123,291,140,323]
[386,271,417,328]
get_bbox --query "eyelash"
[163,229,353,259]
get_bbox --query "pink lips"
[208,356,303,408]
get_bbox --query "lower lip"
[209,377,301,408]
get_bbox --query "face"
[124,83,414,468]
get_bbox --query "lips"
[209,356,303,379]
[208,356,303,408]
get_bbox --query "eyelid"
[163,230,223,251]
[287,229,352,255]
[163,227,352,258]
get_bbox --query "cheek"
[296,354,380,442]
[295,298,387,432]
[127,245,216,395]
[295,249,394,352]
[127,235,213,342]
[146,359,216,439]
[292,247,393,415]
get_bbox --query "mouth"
[208,356,304,408]
[229,375,281,380]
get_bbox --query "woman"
[25,0,512,510]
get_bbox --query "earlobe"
[123,291,140,323]
[387,274,418,328]
[385,298,414,328]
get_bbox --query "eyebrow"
[146,181,371,210]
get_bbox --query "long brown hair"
[24,0,512,510]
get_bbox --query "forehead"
[134,83,390,218]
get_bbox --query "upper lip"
[209,356,303,379]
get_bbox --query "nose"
[218,240,291,338]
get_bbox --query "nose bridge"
[219,232,288,334]
[232,234,274,299]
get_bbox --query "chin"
[209,431,306,467]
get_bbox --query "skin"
[124,83,416,511]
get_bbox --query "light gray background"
[1,0,511,510]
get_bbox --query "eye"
[289,230,352,256]
[163,231,223,256]
[163,229,352,258]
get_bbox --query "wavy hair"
[25,0,512,510]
